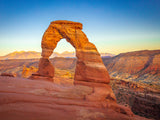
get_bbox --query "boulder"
[1,72,16,77]
[22,66,38,78]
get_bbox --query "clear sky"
[0,0,160,56]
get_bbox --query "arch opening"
[52,38,75,57]
[50,38,76,85]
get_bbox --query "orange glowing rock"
[31,20,110,84]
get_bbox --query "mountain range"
[0,51,115,60]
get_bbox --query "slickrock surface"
[0,76,150,120]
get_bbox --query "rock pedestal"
[29,58,54,82]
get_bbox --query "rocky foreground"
[0,76,150,120]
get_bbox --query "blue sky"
[0,0,160,55]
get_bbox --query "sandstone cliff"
[103,50,160,86]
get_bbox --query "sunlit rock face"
[31,20,110,84]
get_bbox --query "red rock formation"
[30,58,55,82]
[31,20,110,84]
[22,65,38,78]
[103,50,160,85]
[29,20,115,106]
[1,72,16,77]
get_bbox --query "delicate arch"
[31,20,110,85]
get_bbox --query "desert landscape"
[0,49,160,119]
[0,0,160,120]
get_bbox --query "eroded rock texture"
[0,77,140,120]
[31,20,110,85]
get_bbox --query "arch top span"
[31,20,110,85]
[51,20,83,29]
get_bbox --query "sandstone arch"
[31,20,110,85]
[29,21,134,117]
